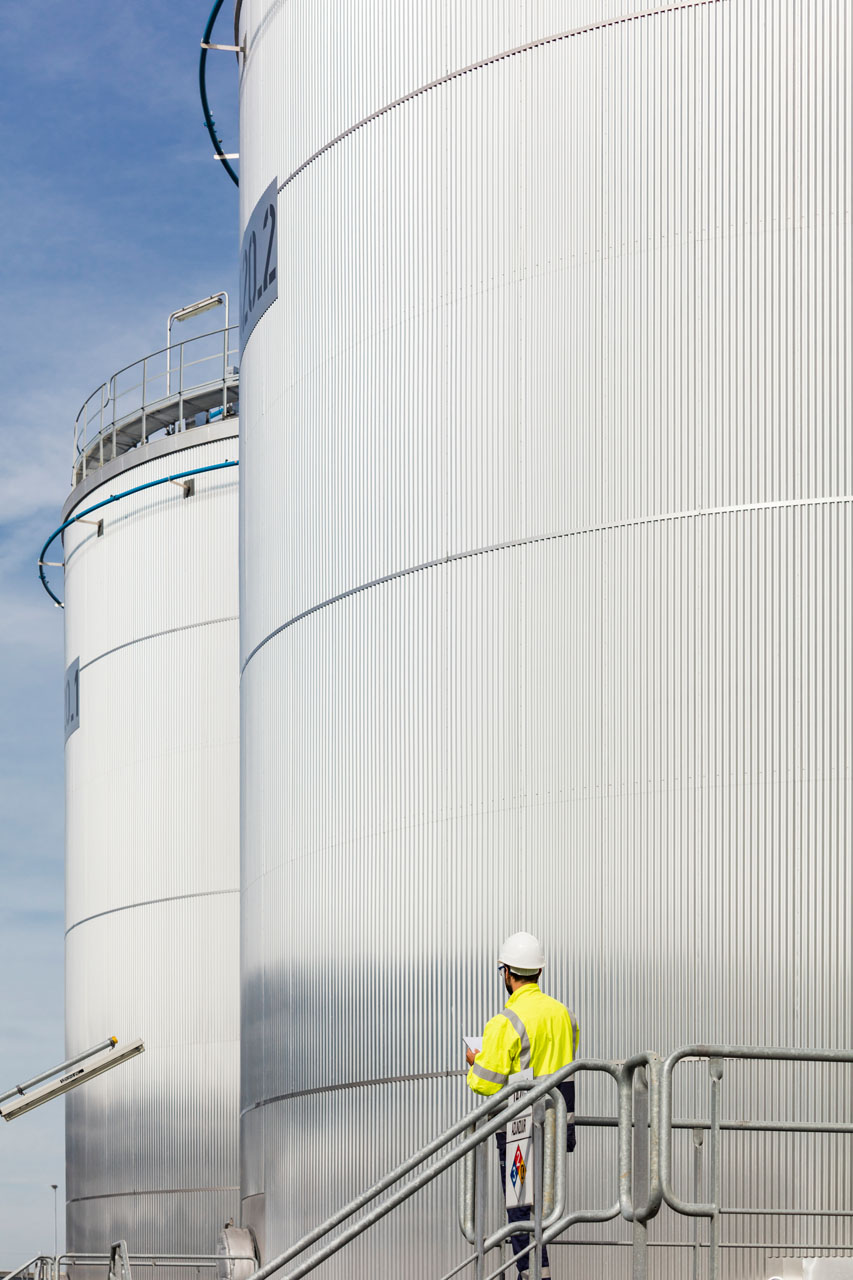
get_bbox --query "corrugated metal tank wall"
[64,435,240,1262]
[237,2,853,1274]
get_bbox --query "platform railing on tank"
[236,1044,853,1280]
[72,326,239,488]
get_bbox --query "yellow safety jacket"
[466,982,579,1095]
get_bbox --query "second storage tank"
[63,322,241,1265]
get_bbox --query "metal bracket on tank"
[169,477,196,498]
[75,516,105,535]
[199,0,240,185]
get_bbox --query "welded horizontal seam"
[241,1069,467,1114]
[241,771,848,887]
[241,493,853,673]
[66,888,238,937]
[277,0,727,193]
[69,1187,239,1203]
[79,615,238,673]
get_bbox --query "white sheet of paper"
[462,1036,483,1055]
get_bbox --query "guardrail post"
[222,325,229,416]
[110,375,117,461]
[142,356,148,443]
[179,341,185,430]
[99,384,106,471]
[542,1093,557,1220]
[458,1124,476,1244]
[531,1097,545,1280]
[708,1059,723,1280]
[474,1128,487,1280]
[632,1066,649,1280]
[691,1127,704,1280]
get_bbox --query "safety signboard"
[505,1069,534,1209]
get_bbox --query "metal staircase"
[242,1043,853,1280]
[9,1043,853,1280]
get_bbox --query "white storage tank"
[236,3,853,1275]
[60,319,241,1264]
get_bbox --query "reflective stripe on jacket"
[466,982,579,1096]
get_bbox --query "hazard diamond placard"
[505,1070,534,1209]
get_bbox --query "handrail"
[241,1044,853,1280]
[95,326,236,402]
[247,1058,624,1280]
[73,325,238,487]
[245,1081,525,1280]
[660,1043,853,1218]
[2,1257,53,1280]
[1,1257,258,1278]
[20,1047,853,1280]
[60,1256,255,1271]
[74,326,237,434]
[659,1044,853,1280]
[38,460,239,607]
[458,1084,568,1247]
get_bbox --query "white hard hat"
[498,931,545,976]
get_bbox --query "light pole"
[50,1183,58,1258]
[166,293,229,396]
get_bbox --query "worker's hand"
[465,1047,479,1066]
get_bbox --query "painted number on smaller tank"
[240,178,279,353]
[64,657,80,741]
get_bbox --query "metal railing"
[458,1080,568,1262]
[62,1253,256,1272]
[659,1045,853,1280]
[2,1256,56,1280]
[239,1043,853,1280]
[241,1055,647,1280]
[14,1047,853,1280]
[72,326,239,487]
[2,1254,257,1280]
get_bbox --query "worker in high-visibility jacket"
[466,932,579,1280]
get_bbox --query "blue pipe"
[38,460,239,608]
[200,0,239,187]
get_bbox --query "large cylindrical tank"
[237,3,853,1275]
[63,328,240,1263]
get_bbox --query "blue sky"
[0,2,238,1262]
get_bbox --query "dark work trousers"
[495,1083,575,1279]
